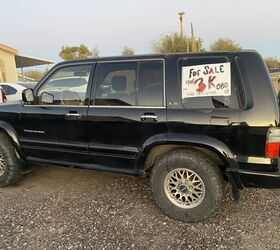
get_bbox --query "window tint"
[95,62,137,106]
[37,65,92,105]
[179,57,240,109]
[94,60,164,107]
[1,85,17,95]
[1,85,8,94]
[138,61,164,106]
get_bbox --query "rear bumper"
[228,167,280,189]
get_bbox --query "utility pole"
[178,11,185,36]
[191,22,197,52]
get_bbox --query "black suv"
[0,51,280,222]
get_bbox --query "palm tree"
[178,11,185,36]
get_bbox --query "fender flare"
[166,133,239,169]
[0,121,25,159]
[137,133,242,200]
[138,133,238,169]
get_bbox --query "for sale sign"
[181,62,231,98]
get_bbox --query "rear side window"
[95,62,137,106]
[94,60,164,106]
[138,61,164,106]
[179,57,240,109]
[1,85,17,95]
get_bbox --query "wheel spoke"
[169,177,179,185]
[193,184,203,191]
[175,171,182,179]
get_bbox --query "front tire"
[150,149,224,222]
[0,132,23,186]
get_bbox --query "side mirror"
[41,92,54,104]
[22,88,34,102]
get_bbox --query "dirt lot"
[0,165,279,250]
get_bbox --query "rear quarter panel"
[165,51,279,171]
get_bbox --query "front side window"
[94,60,164,106]
[37,65,92,105]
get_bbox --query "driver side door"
[19,63,95,164]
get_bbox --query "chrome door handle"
[65,113,81,120]
[140,114,158,122]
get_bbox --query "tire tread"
[150,148,224,222]
[0,132,23,186]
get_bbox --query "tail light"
[1,90,7,103]
[265,128,280,158]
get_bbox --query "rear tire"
[150,149,224,222]
[0,132,23,186]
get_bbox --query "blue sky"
[1,0,279,64]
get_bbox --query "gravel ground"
[0,165,280,250]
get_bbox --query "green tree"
[121,46,135,56]
[24,70,47,81]
[59,44,94,60]
[210,38,241,51]
[153,32,203,53]
[265,57,280,69]
[91,47,100,57]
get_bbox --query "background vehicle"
[0,82,26,102]
[0,51,279,222]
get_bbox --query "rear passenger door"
[87,59,166,172]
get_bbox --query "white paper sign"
[181,62,231,98]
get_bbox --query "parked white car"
[0,82,27,102]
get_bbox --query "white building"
[0,42,53,83]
